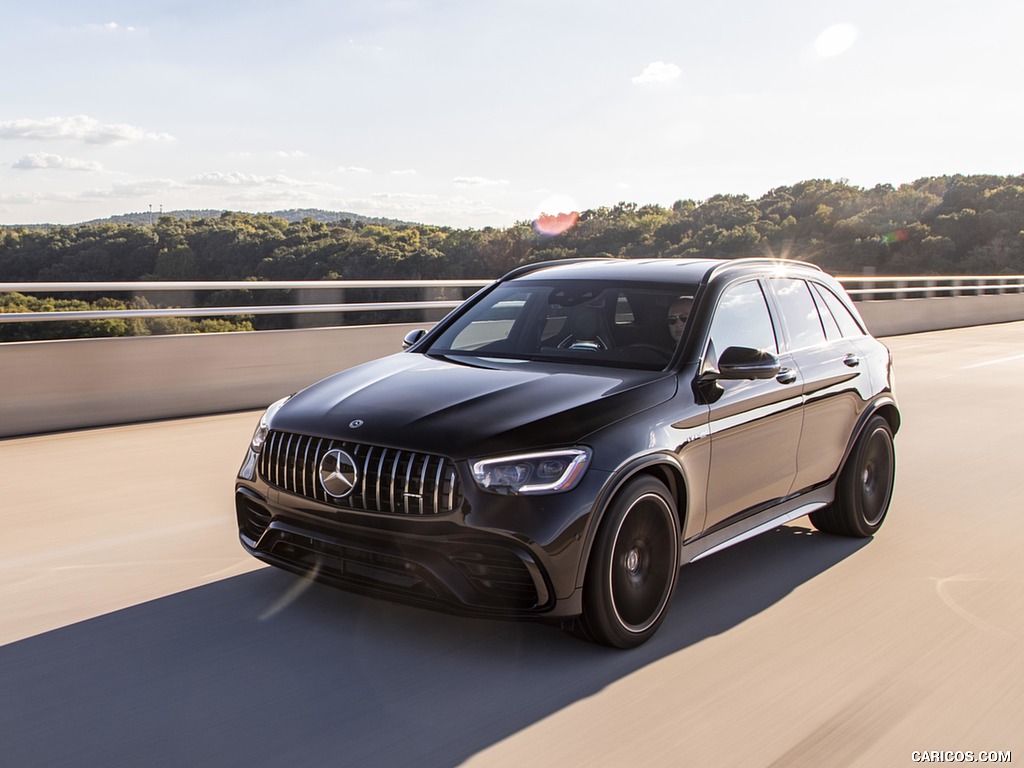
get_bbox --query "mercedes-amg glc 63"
[235,258,898,647]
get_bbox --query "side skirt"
[681,485,833,565]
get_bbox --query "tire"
[575,476,680,648]
[810,415,895,537]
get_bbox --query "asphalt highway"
[2,322,1022,767]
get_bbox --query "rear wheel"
[574,476,680,648]
[811,415,895,537]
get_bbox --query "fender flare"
[836,395,900,478]
[574,452,688,591]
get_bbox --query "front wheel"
[575,476,680,648]
[811,415,895,537]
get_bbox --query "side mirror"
[713,346,781,380]
[402,329,427,349]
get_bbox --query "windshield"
[426,279,699,370]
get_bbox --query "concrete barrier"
[3,294,1024,438]
[0,323,421,438]
[855,293,1024,337]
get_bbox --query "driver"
[666,296,693,343]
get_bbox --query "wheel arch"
[873,399,901,436]
[574,455,688,591]
[834,396,899,483]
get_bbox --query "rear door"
[766,277,867,494]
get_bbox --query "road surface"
[1,322,1022,767]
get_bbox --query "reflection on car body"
[235,257,899,648]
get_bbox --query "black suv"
[235,257,898,647]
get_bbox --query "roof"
[501,257,823,285]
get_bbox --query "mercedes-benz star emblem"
[319,448,359,498]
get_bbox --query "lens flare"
[882,229,909,244]
[533,211,579,236]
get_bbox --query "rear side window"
[811,283,866,339]
[810,286,842,340]
[768,278,826,351]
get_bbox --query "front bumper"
[234,465,608,620]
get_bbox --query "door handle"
[776,368,797,385]
[843,354,860,368]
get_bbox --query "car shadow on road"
[0,526,867,768]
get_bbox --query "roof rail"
[498,257,621,282]
[708,257,822,281]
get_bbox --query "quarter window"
[810,285,842,340]
[811,283,865,338]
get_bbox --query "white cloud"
[276,150,308,158]
[453,176,509,187]
[187,172,307,187]
[339,166,372,173]
[76,179,183,199]
[390,169,417,176]
[86,22,139,33]
[12,152,103,172]
[0,191,46,205]
[0,116,173,144]
[632,61,682,86]
[814,24,859,58]
[349,192,511,222]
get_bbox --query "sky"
[1,0,1022,229]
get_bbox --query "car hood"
[271,352,677,459]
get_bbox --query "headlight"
[250,395,291,453]
[471,448,591,495]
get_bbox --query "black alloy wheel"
[575,476,680,648]
[811,415,895,538]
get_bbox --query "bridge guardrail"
[2,275,1023,326]
[3,274,1024,437]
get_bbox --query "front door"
[702,280,804,532]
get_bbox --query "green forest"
[2,174,1023,341]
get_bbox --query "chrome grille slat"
[273,431,285,488]
[361,446,375,509]
[288,433,298,494]
[389,451,401,513]
[313,438,326,503]
[433,459,444,517]
[403,454,415,515]
[418,456,430,515]
[300,436,313,498]
[259,430,461,516]
[376,449,387,511]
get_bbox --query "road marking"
[960,352,1024,369]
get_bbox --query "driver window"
[707,281,778,360]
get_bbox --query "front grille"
[258,430,462,516]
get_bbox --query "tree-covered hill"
[3,175,1022,284]
[2,174,1023,340]
[75,208,413,228]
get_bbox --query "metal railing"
[839,275,1024,299]
[0,279,490,324]
[2,275,1023,325]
